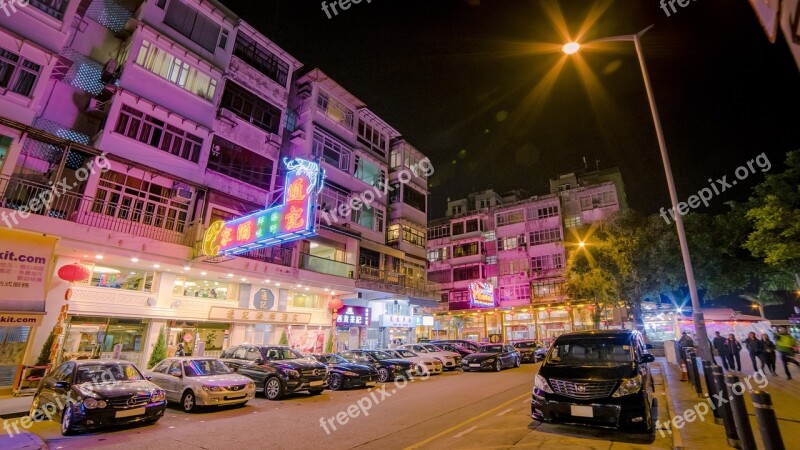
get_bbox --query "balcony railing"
[238,246,293,267]
[0,176,193,246]
[356,266,441,300]
[300,253,354,278]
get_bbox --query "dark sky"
[221,0,800,218]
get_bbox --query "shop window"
[288,292,324,309]
[78,263,154,292]
[173,276,235,299]
[61,317,148,363]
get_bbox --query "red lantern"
[57,263,91,283]
[328,298,343,312]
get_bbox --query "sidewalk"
[0,395,32,419]
[661,353,800,449]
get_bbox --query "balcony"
[0,176,193,246]
[300,253,354,278]
[356,266,441,301]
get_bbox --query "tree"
[324,332,334,353]
[279,329,288,345]
[745,150,800,288]
[35,327,56,367]
[147,327,167,369]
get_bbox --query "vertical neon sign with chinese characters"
[202,158,325,256]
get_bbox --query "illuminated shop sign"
[469,281,496,308]
[380,315,415,328]
[202,158,325,256]
[336,306,370,327]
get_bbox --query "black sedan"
[306,353,379,390]
[461,344,521,372]
[29,359,167,435]
[511,340,543,363]
[338,350,415,382]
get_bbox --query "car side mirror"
[54,381,70,389]
[169,368,182,377]
[641,354,655,364]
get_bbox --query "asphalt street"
[21,363,671,449]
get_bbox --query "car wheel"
[328,373,343,391]
[515,357,521,368]
[60,403,76,436]
[265,377,283,400]
[308,389,324,395]
[377,367,390,383]
[181,391,197,413]
[495,361,502,372]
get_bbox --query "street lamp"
[562,25,713,361]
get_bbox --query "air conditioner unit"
[172,183,193,202]
[101,59,118,83]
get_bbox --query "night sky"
[221,0,800,219]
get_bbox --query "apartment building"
[0,0,436,392]
[427,169,625,343]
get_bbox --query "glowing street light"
[561,41,581,55]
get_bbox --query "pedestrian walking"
[726,334,742,371]
[175,342,186,357]
[712,331,730,370]
[678,331,695,348]
[775,326,799,379]
[744,331,765,373]
[761,333,777,375]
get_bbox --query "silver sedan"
[146,357,255,412]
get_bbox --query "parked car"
[434,342,475,358]
[305,353,378,390]
[220,345,328,400]
[384,349,443,376]
[461,344,521,371]
[398,344,462,370]
[531,330,655,433]
[338,350,415,382]
[29,359,167,436]
[146,357,255,412]
[431,339,481,352]
[511,340,543,363]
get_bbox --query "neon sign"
[202,158,325,256]
[469,281,496,308]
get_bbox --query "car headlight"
[534,374,553,394]
[202,385,223,392]
[343,371,358,376]
[612,374,643,397]
[281,369,300,378]
[82,397,105,409]
[150,391,166,402]
[246,382,255,389]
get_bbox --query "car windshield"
[264,348,302,360]
[547,338,633,367]
[422,345,442,352]
[319,354,348,364]
[371,351,395,361]
[479,345,504,353]
[514,342,537,349]
[183,359,231,377]
[75,363,145,384]
[347,354,374,363]
[397,350,417,357]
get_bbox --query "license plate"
[366,381,377,386]
[469,364,481,368]
[310,380,324,387]
[225,395,246,400]
[570,405,593,418]
[115,407,146,418]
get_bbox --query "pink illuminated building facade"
[0,0,436,392]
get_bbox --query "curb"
[0,430,48,450]
[0,411,29,420]
[658,362,686,450]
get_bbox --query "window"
[233,33,290,86]
[500,284,530,301]
[403,185,426,212]
[357,121,387,158]
[390,149,402,169]
[453,265,481,281]
[92,170,189,233]
[580,190,617,210]
[79,263,155,292]
[163,0,222,53]
[529,227,561,246]
[220,81,282,133]
[173,276,233,299]
[532,280,566,298]
[387,224,400,243]
[359,248,380,268]
[427,247,449,262]
[208,136,274,190]
[465,219,479,233]
[312,129,351,171]
[450,290,470,304]
[529,205,559,220]
[351,204,384,232]
[496,209,524,227]
[319,182,350,214]
[288,292,324,309]
[452,222,464,236]
[498,235,525,251]
[0,47,41,97]
[402,225,426,248]
[564,216,582,228]
[115,105,202,162]
[453,242,480,258]
[498,258,529,276]
[135,40,217,101]
[28,0,69,20]
[428,224,450,240]
[218,29,229,49]
[317,90,353,128]
[530,253,565,272]
[354,155,385,188]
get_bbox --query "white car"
[399,344,462,370]
[385,349,442,376]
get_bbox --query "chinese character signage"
[336,306,370,327]
[202,158,325,256]
[253,288,276,310]
[0,230,58,313]
[469,281,496,308]
[209,306,311,325]
[379,314,415,328]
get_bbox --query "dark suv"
[220,345,328,400]
[531,330,655,432]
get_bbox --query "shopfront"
[380,314,415,348]
[61,316,150,367]
[335,305,370,352]
[166,321,231,358]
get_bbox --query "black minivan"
[531,330,655,432]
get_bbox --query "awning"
[359,239,405,258]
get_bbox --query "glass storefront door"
[0,326,31,389]
[167,322,230,358]
[62,316,149,367]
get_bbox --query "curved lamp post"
[562,25,712,361]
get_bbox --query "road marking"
[522,399,529,404]
[496,408,513,416]
[403,392,530,450]
[453,426,478,438]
